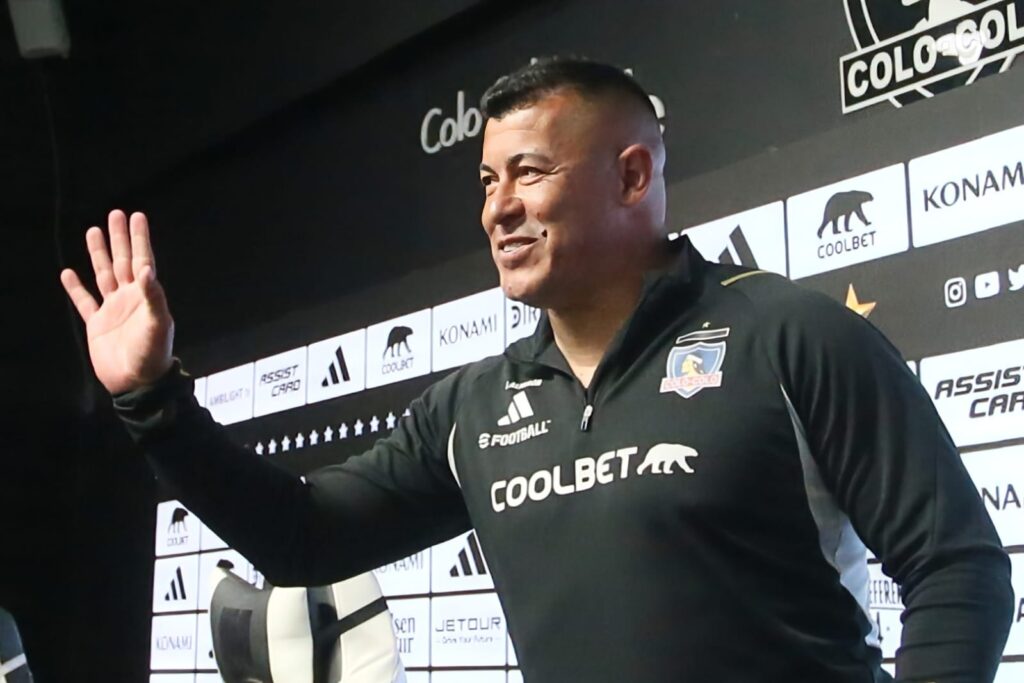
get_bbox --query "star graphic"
[282,436,291,451]
[385,412,397,429]
[339,423,349,439]
[402,407,411,417]
[295,433,305,449]
[310,430,320,446]
[845,284,876,318]
[354,419,365,437]
[268,439,278,455]
[254,442,264,456]
[324,425,334,441]
[370,415,380,432]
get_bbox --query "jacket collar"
[505,235,707,367]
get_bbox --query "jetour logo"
[841,0,1023,113]
[419,65,666,155]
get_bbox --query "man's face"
[479,91,623,309]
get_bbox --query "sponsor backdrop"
[145,2,1023,680]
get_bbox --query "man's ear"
[617,144,655,207]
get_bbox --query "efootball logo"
[841,0,1023,113]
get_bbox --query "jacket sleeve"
[113,360,472,586]
[762,289,1012,683]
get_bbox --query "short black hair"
[480,56,657,121]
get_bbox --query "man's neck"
[548,276,645,389]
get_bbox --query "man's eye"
[480,176,496,187]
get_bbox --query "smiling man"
[61,58,1011,682]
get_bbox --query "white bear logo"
[636,443,699,476]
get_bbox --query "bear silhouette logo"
[168,507,189,534]
[817,190,873,238]
[383,326,413,359]
[636,443,699,476]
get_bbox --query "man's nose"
[484,183,526,233]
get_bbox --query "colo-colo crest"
[841,0,1023,113]
[660,328,729,399]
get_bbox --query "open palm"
[60,210,175,395]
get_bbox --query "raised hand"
[60,210,175,394]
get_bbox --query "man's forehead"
[481,91,597,159]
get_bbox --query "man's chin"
[500,278,547,309]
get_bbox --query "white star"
[255,442,264,455]
[354,419,364,436]
[370,415,380,432]
[310,430,320,446]
[402,407,411,417]
[282,436,291,451]
[268,439,278,455]
[385,412,397,429]
[295,433,305,449]
[324,425,334,442]
[339,423,349,439]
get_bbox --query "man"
[61,58,1011,681]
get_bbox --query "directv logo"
[449,533,488,578]
[321,346,351,386]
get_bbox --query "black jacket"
[117,237,1012,682]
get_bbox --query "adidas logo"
[321,346,352,387]
[718,225,758,268]
[497,391,534,427]
[164,567,188,602]
[449,533,488,578]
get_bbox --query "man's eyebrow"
[479,152,553,174]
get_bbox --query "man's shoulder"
[708,264,846,322]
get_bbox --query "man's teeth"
[502,243,526,253]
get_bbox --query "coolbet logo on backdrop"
[660,328,729,398]
[841,0,1023,113]
[920,338,1024,447]
[676,202,788,276]
[419,66,666,155]
[787,164,909,279]
[366,310,432,389]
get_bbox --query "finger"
[60,268,99,322]
[86,225,117,297]
[129,212,157,280]
[138,265,169,313]
[108,209,134,285]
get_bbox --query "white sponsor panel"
[156,501,201,557]
[962,446,1024,547]
[787,164,909,279]
[432,289,505,372]
[508,633,518,666]
[198,550,262,611]
[366,310,432,389]
[253,347,307,417]
[195,613,217,672]
[430,593,507,667]
[199,520,228,552]
[306,329,367,403]
[193,377,207,408]
[374,549,431,597]
[1007,554,1024,656]
[404,674,429,683]
[680,201,787,276]
[505,299,541,346]
[430,672,506,683]
[388,597,429,668]
[867,562,903,660]
[153,555,201,613]
[508,671,524,683]
[431,531,494,594]
[920,339,1024,447]
[205,363,254,425]
[909,124,1024,247]
[150,676,195,683]
[907,360,917,376]
[195,677,221,683]
[150,613,199,671]
[996,662,1024,683]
